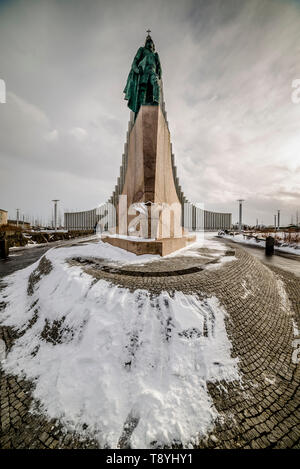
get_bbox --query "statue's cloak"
[123,47,144,114]
[123,68,139,114]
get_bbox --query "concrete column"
[237,200,245,232]
[52,200,59,231]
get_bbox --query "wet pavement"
[0,236,98,280]
[0,246,53,279]
[1,234,299,280]
[214,236,300,277]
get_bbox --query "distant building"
[64,208,99,231]
[8,219,31,229]
[0,209,8,226]
[64,205,232,232]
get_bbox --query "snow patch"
[0,339,6,361]
[220,233,300,256]
[292,320,299,337]
[277,278,292,315]
[0,240,240,448]
[241,280,252,299]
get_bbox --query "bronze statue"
[124,32,162,116]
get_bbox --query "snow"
[29,229,68,233]
[165,232,226,257]
[276,245,300,255]
[10,234,99,251]
[0,238,240,448]
[0,339,5,361]
[275,278,300,338]
[219,233,300,256]
[277,278,292,315]
[292,320,299,337]
[241,280,252,299]
[104,234,156,242]
[168,232,237,268]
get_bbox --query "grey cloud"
[0,0,299,226]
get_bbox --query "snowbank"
[219,233,300,256]
[0,240,240,448]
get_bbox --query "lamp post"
[16,208,20,227]
[52,200,59,232]
[237,200,245,233]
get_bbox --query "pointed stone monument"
[102,33,196,256]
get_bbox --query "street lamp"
[16,208,20,227]
[52,200,59,232]
[237,200,245,233]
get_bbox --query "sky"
[0,0,300,226]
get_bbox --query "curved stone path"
[0,244,299,448]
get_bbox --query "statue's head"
[145,36,155,52]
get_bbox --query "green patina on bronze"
[123,33,162,116]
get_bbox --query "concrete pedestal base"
[111,105,196,256]
[102,234,196,257]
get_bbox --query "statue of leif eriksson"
[123,32,162,116]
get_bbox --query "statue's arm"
[155,53,162,79]
[131,47,144,74]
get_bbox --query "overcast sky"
[0,0,300,226]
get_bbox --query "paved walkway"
[0,242,299,448]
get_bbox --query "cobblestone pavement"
[0,244,299,448]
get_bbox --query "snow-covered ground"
[0,237,240,448]
[10,234,99,251]
[219,233,300,256]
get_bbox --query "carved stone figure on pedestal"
[123,32,162,116]
[103,32,196,255]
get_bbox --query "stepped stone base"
[102,234,196,256]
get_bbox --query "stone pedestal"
[102,235,197,257]
[103,105,196,256]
